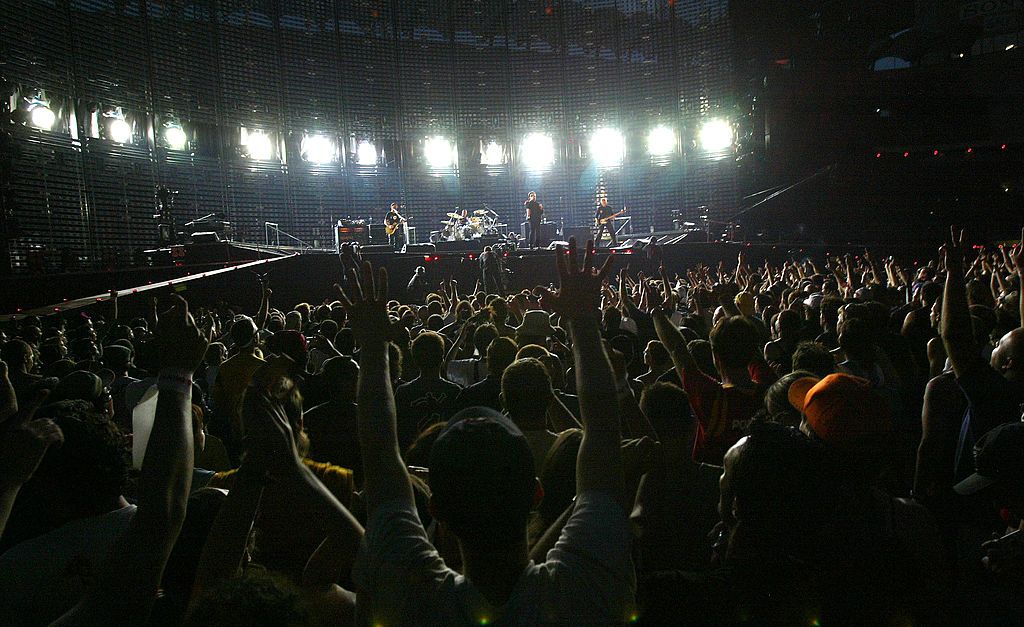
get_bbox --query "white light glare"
[424,136,456,168]
[164,125,188,150]
[521,133,555,170]
[245,130,274,160]
[589,128,625,167]
[647,125,676,156]
[109,118,132,144]
[356,141,377,166]
[302,134,336,164]
[698,119,734,152]
[481,141,504,166]
[30,106,56,130]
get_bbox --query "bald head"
[992,327,1024,383]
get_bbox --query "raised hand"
[535,238,613,322]
[156,295,212,373]
[1011,227,1024,274]
[941,226,966,268]
[335,261,390,345]
[242,357,302,480]
[0,391,62,489]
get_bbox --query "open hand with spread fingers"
[335,261,391,346]
[535,237,613,322]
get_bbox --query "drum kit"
[436,208,500,242]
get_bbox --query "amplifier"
[335,223,370,250]
[520,221,558,247]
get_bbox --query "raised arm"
[653,307,699,375]
[254,285,271,331]
[1012,230,1024,327]
[57,296,210,625]
[0,392,61,537]
[941,228,981,378]
[538,238,626,508]
[337,264,413,516]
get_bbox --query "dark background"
[1,0,1022,278]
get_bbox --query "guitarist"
[594,196,620,247]
[383,202,407,251]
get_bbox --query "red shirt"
[681,363,772,465]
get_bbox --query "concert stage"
[1,238,934,321]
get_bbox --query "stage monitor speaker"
[521,221,558,247]
[435,239,483,253]
[404,243,436,254]
[191,231,221,243]
[359,244,394,254]
[562,226,593,244]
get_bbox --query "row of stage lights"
[23,100,735,170]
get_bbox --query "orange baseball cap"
[788,373,892,445]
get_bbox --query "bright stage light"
[698,118,733,152]
[108,118,132,144]
[521,133,554,170]
[245,130,273,160]
[302,134,336,164]
[647,125,676,156]
[481,141,504,166]
[356,141,377,165]
[424,136,456,168]
[29,105,55,130]
[164,125,188,150]
[589,128,625,167]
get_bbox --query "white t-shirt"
[0,505,136,625]
[353,491,635,626]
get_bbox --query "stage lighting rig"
[698,118,734,152]
[302,134,337,164]
[481,140,505,166]
[590,128,625,167]
[521,132,555,171]
[164,124,188,151]
[29,104,56,130]
[424,136,456,169]
[242,128,274,161]
[647,125,676,157]
[356,140,378,166]
[108,118,132,144]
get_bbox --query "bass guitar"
[596,208,627,226]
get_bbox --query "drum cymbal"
[446,212,462,219]
[473,210,488,215]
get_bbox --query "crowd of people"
[1,229,1023,625]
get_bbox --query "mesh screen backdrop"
[0,0,737,271]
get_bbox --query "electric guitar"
[596,208,627,226]
[384,217,407,236]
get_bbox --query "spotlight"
[424,136,456,168]
[521,132,555,170]
[164,125,188,150]
[29,105,56,130]
[109,118,132,144]
[646,125,676,156]
[698,119,733,152]
[245,130,273,160]
[589,128,625,167]
[481,141,504,166]
[302,134,336,164]
[356,141,377,166]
